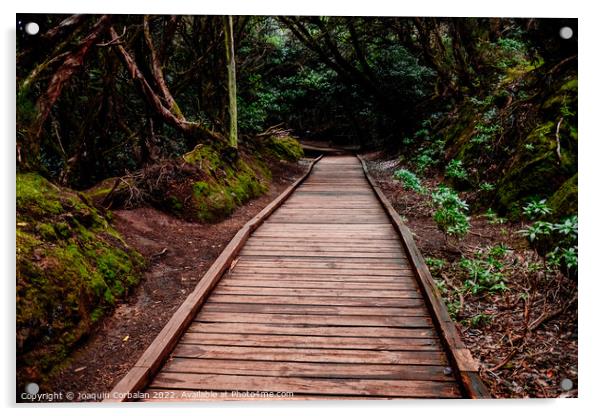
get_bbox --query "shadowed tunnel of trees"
[17,15,576,189]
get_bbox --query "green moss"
[17,173,63,215]
[548,173,578,220]
[182,142,272,222]
[496,121,575,217]
[192,181,211,197]
[183,144,222,171]
[36,223,56,240]
[16,173,144,383]
[53,222,71,239]
[263,136,304,161]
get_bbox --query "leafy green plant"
[431,186,470,238]
[471,122,501,145]
[445,159,468,180]
[425,257,446,276]
[553,215,578,241]
[488,244,510,258]
[518,220,554,242]
[393,168,423,193]
[414,153,435,174]
[547,246,578,270]
[479,182,495,192]
[459,257,507,294]
[523,199,552,219]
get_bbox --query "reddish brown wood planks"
[111,155,485,401]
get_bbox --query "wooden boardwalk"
[110,156,488,401]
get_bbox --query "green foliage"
[425,257,447,276]
[479,182,495,192]
[471,122,502,145]
[488,243,510,258]
[522,199,552,219]
[431,185,471,237]
[518,197,578,273]
[463,313,494,328]
[393,168,423,193]
[445,159,468,180]
[493,37,528,69]
[414,153,435,174]
[519,220,554,242]
[459,257,507,295]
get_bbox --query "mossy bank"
[16,173,144,387]
[92,135,304,223]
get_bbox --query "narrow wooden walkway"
[111,156,488,401]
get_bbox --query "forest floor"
[45,159,307,400]
[364,151,578,398]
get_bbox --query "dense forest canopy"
[17,15,576,188]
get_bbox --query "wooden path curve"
[108,156,489,401]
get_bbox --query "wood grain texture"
[104,155,323,402]
[112,155,486,401]
[357,155,490,398]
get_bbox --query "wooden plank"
[231,268,412,276]
[201,302,429,317]
[240,248,401,256]
[245,238,402,245]
[162,358,452,380]
[358,155,489,399]
[237,256,406,264]
[149,373,460,398]
[211,286,422,298]
[228,270,418,282]
[187,322,437,338]
[206,294,423,308]
[235,260,409,268]
[219,278,416,290]
[194,311,431,327]
[179,333,439,350]
[171,345,447,365]
[104,155,324,402]
[242,245,403,253]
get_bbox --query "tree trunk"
[108,26,224,144]
[143,15,183,119]
[223,15,238,149]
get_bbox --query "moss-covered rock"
[183,143,270,222]
[16,173,144,384]
[548,173,578,220]
[262,135,304,161]
[495,74,577,218]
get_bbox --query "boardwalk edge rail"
[358,155,491,399]
[104,155,323,402]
